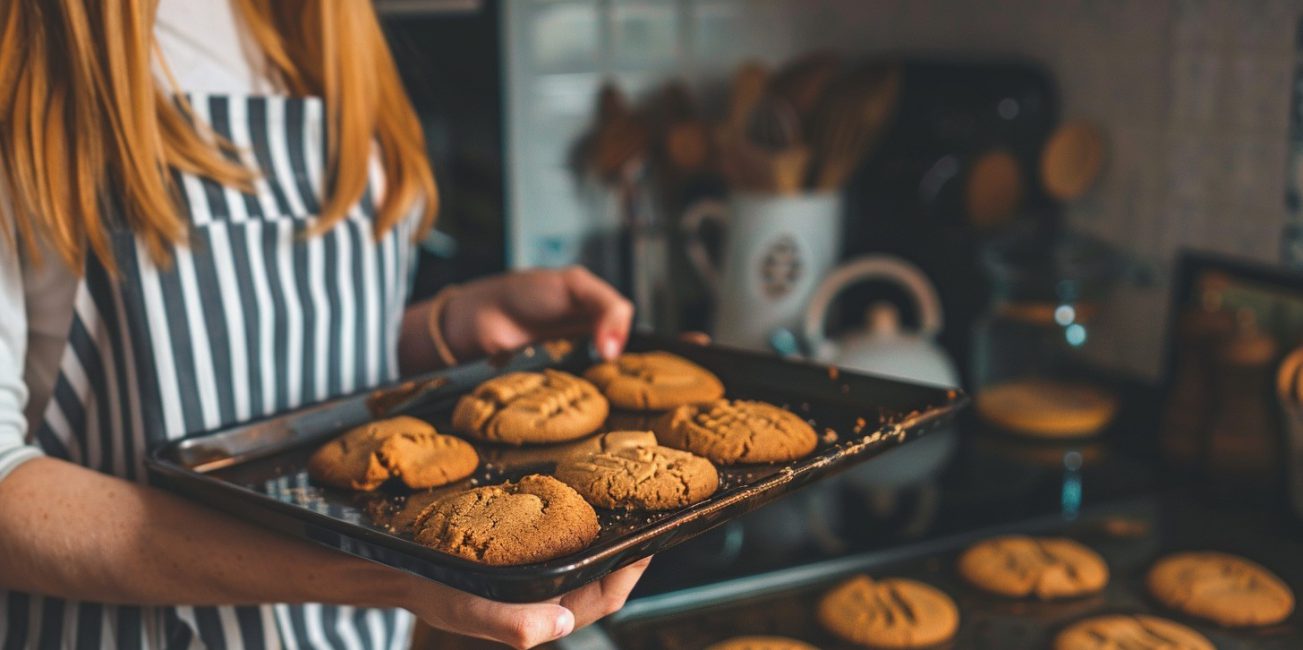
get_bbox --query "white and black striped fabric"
[2,94,418,649]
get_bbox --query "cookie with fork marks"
[584,351,724,410]
[452,370,608,445]
[554,437,718,510]
[1055,614,1212,650]
[655,399,817,464]
[818,575,958,649]
[1146,551,1293,627]
[958,535,1108,600]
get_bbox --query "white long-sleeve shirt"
[0,0,274,481]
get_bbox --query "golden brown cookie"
[584,351,725,410]
[975,379,1118,439]
[958,535,1109,600]
[705,636,819,650]
[818,575,958,649]
[412,474,600,565]
[656,399,818,464]
[452,370,609,445]
[1054,614,1212,650]
[554,437,718,510]
[1146,551,1294,627]
[308,416,478,491]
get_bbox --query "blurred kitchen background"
[384,0,1303,623]
[385,0,1300,381]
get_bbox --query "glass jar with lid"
[971,228,1125,439]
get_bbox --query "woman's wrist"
[342,560,424,610]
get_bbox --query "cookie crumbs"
[542,339,574,360]
[1101,517,1150,538]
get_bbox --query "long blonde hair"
[0,0,438,272]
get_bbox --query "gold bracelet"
[425,285,461,367]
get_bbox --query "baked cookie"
[656,399,818,464]
[975,379,1118,439]
[958,535,1108,600]
[412,474,600,565]
[818,575,958,649]
[705,636,819,650]
[584,351,724,410]
[308,416,478,491]
[1147,551,1294,627]
[554,438,718,510]
[452,370,609,445]
[1054,614,1212,650]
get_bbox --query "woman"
[0,1,646,648]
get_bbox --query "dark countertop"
[601,492,1303,649]
[631,407,1170,597]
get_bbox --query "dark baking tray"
[588,495,1303,649]
[145,334,965,602]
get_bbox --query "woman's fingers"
[440,595,574,649]
[559,557,652,630]
[562,266,633,359]
[408,554,650,647]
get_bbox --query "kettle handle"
[803,255,944,352]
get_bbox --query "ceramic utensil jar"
[683,192,843,351]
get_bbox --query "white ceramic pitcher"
[683,192,843,351]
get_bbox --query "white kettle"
[803,255,959,389]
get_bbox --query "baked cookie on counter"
[656,399,817,464]
[958,535,1108,600]
[412,474,600,565]
[452,370,608,445]
[554,437,718,510]
[818,575,958,649]
[975,379,1118,439]
[1146,551,1294,627]
[308,416,478,491]
[1054,614,1212,650]
[584,351,725,410]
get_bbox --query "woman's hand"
[399,266,633,373]
[402,557,651,649]
[442,266,634,362]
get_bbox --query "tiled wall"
[504,0,1303,379]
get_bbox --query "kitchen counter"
[630,409,1164,597]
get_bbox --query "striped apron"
[2,93,418,649]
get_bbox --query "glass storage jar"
[970,228,1125,439]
